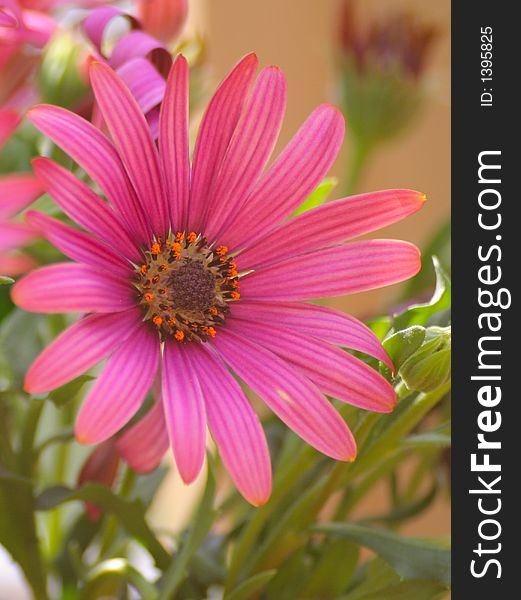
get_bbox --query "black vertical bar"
[452,0,515,597]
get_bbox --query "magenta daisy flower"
[13,55,423,505]
[0,110,42,275]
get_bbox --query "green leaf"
[292,177,338,216]
[359,482,438,526]
[158,459,218,599]
[0,276,14,285]
[383,326,426,371]
[0,479,48,600]
[264,548,311,600]
[365,316,392,341]
[340,557,400,600]
[46,375,93,407]
[130,465,169,507]
[315,523,450,587]
[301,539,359,598]
[0,463,31,485]
[394,257,451,330]
[81,558,158,600]
[35,483,170,569]
[225,570,277,600]
[403,421,451,448]
[404,219,450,298]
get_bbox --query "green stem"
[344,138,372,196]
[48,404,74,559]
[351,382,451,478]
[224,446,317,591]
[0,398,49,600]
[98,466,136,560]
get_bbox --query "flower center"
[135,232,240,342]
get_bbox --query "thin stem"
[97,466,136,560]
[344,137,372,196]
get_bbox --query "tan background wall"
[152,0,451,538]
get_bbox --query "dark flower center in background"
[135,232,240,342]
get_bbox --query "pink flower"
[0,110,42,275]
[137,0,188,45]
[14,55,423,506]
[0,0,55,106]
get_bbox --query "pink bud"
[77,439,120,521]
[137,0,188,45]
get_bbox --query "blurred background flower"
[0,110,42,277]
[337,0,438,193]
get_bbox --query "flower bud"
[37,31,89,109]
[77,439,120,521]
[399,326,451,392]
[137,0,188,45]
[337,1,437,149]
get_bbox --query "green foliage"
[35,483,170,569]
[315,523,450,587]
[394,257,451,330]
[292,177,338,216]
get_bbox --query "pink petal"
[240,239,421,301]
[189,343,272,506]
[237,189,427,269]
[219,105,345,250]
[109,30,171,77]
[116,400,169,473]
[11,262,134,313]
[159,54,190,230]
[90,62,169,238]
[25,211,131,276]
[188,53,258,231]
[228,317,395,413]
[117,57,166,115]
[27,105,150,244]
[212,326,356,461]
[82,6,139,57]
[0,253,35,276]
[0,174,42,219]
[0,222,37,251]
[230,300,393,369]
[0,10,17,28]
[203,66,287,242]
[75,325,159,444]
[0,110,20,148]
[161,342,206,484]
[32,158,140,262]
[19,11,55,48]
[146,106,160,139]
[24,309,141,393]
